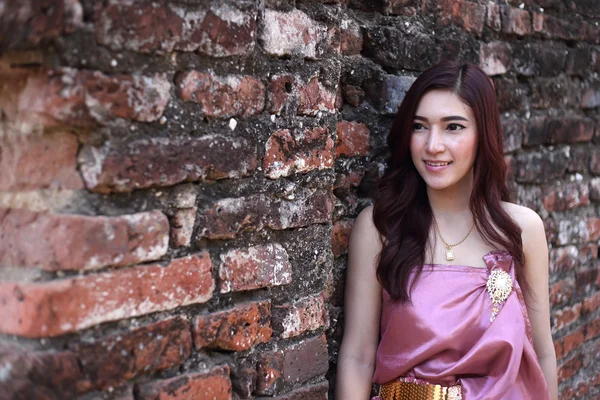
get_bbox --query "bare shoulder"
[500,201,544,233]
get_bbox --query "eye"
[412,123,426,131]
[447,123,466,131]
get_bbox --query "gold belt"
[377,377,462,400]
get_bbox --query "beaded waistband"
[372,376,462,400]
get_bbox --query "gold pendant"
[446,248,455,261]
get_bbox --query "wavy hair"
[373,61,527,302]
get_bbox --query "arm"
[519,207,558,400]
[335,205,383,400]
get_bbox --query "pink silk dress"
[372,250,551,399]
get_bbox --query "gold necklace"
[432,215,475,261]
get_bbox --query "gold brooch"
[486,269,513,322]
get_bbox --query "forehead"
[415,90,474,120]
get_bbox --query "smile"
[424,161,453,167]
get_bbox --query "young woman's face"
[409,90,478,191]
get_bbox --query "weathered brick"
[592,148,600,175]
[532,13,585,40]
[588,217,600,242]
[268,74,295,115]
[542,182,590,212]
[229,359,256,399]
[515,147,569,184]
[582,292,600,314]
[136,365,232,400]
[79,135,257,193]
[558,353,583,381]
[0,208,168,271]
[480,41,511,76]
[581,84,600,109]
[256,334,328,394]
[550,246,580,272]
[363,74,415,114]
[494,79,528,112]
[0,253,213,337]
[552,303,582,332]
[439,0,486,36]
[590,177,600,200]
[196,190,333,240]
[530,77,577,109]
[486,1,501,31]
[218,243,292,293]
[259,381,329,400]
[272,293,328,338]
[550,278,575,307]
[501,118,523,153]
[340,16,363,55]
[384,0,415,15]
[0,68,170,127]
[0,131,83,191]
[297,76,337,116]
[567,146,591,173]
[73,316,192,390]
[0,0,83,50]
[555,217,598,246]
[332,219,354,257]
[566,47,591,76]
[336,121,370,157]
[525,117,594,146]
[500,6,531,36]
[556,327,585,360]
[194,300,271,351]
[264,127,334,179]
[513,43,566,77]
[0,347,85,398]
[260,9,328,59]
[575,266,599,296]
[585,317,600,341]
[170,208,197,248]
[177,70,265,118]
[342,84,365,107]
[97,2,257,56]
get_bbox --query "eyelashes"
[412,123,466,131]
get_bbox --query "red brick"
[525,116,594,146]
[550,278,575,307]
[336,121,370,157]
[500,6,531,36]
[557,328,585,360]
[196,190,333,240]
[0,208,168,271]
[486,1,501,31]
[342,84,365,107]
[480,41,512,76]
[592,148,600,175]
[532,13,585,40]
[439,0,486,36]
[230,360,257,399]
[0,253,213,337]
[340,17,362,55]
[72,317,192,390]
[272,293,328,338]
[0,347,85,397]
[585,317,600,341]
[297,76,337,116]
[0,131,83,191]
[256,334,328,394]
[260,9,327,59]
[582,292,600,314]
[268,74,295,115]
[591,178,600,201]
[384,0,416,15]
[332,219,354,257]
[264,127,334,179]
[265,381,329,400]
[79,135,258,193]
[97,2,256,56]
[516,148,569,184]
[558,353,583,381]
[0,0,83,49]
[194,300,271,351]
[543,182,590,212]
[136,365,232,400]
[218,244,292,293]
[177,70,265,118]
[588,218,600,242]
[170,208,197,248]
[552,303,582,331]
[0,68,170,127]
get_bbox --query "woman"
[335,61,558,400]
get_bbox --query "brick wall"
[0,0,598,399]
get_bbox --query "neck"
[427,169,474,219]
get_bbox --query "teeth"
[425,161,451,167]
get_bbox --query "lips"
[424,160,453,167]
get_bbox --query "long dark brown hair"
[373,60,527,302]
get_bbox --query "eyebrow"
[414,115,469,122]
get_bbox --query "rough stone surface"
[136,366,232,400]
[272,293,328,338]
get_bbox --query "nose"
[425,127,444,154]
